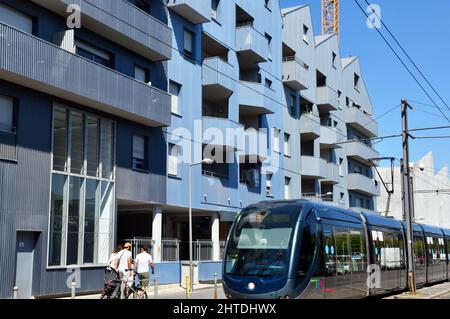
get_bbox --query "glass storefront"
[49,104,115,267]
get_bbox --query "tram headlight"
[247,282,256,291]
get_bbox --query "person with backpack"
[134,246,154,291]
[115,242,133,299]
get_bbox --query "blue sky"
[280,0,450,172]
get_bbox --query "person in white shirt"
[115,242,132,299]
[108,244,122,270]
[134,246,154,290]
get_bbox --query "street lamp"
[188,158,214,296]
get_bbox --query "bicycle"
[115,269,148,299]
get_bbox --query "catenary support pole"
[401,99,416,294]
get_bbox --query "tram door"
[322,224,337,299]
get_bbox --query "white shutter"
[273,128,279,153]
[168,155,178,176]
[0,3,33,34]
[133,135,145,160]
[0,95,13,131]
[171,95,179,114]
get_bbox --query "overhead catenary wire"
[362,0,450,114]
[353,0,450,124]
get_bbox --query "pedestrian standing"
[116,242,132,299]
[134,246,154,291]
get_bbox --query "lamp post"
[188,158,214,296]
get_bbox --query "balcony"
[202,117,242,152]
[238,81,274,116]
[167,0,211,24]
[301,156,327,179]
[30,0,172,61]
[317,86,339,112]
[0,23,171,127]
[282,56,309,91]
[300,113,320,140]
[319,126,342,149]
[345,106,379,138]
[323,162,340,185]
[236,128,268,164]
[236,26,269,64]
[202,57,234,100]
[347,173,380,196]
[344,140,380,166]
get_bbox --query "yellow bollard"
[186,276,190,299]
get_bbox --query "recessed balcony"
[30,0,172,61]
[323,162,340,185]
[238,81,274,116]
[202,117,242,152]
[167,0,211,24]
[0,23,171,127]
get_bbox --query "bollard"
[186,276,190,299]
[71,281,76,299]
[13,286,18,299]
[154,276,158,299]
[213,273,218,299]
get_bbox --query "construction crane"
[322,0,340,40]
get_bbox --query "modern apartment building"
[0,0,379,298]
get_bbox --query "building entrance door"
[15,231,37,299]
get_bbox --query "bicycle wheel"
[134,288,148,299]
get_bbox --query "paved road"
[158,286,226,299]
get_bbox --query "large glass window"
[70,112,84,174]
[101,120,114,180]
[52,107,67,172]
[50,105,115,267]
[86,116,99,177]
[0,95,14,132]
[49,174,66,266]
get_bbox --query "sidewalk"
[59,283,222,299]
[386,282,450,299]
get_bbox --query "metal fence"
[161,239,180,262]
[123,237,154,259]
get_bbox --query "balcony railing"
[236,25,269,64]
[0,22,171,127]
[282,56,309,91]
[345,106,379,138]
[317,86,339,111]
[167,0,211,24]
[30,0,172,60]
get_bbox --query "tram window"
[447,239,450,262]
[334,227,350,275]
[323,226,336,277]
[398,232,406,269]
[349,229,366,272]
[381,232,401,270]
[296,222,316,278]
[438,238,446,262]
[413,235,426,266]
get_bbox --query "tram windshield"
[225,204,301,277]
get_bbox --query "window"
[284,133,291,157]
[240,163,260,188]
[290,95,297,115]
[168,143,181,177]
[303,25,309,44]
[50,105,115,267]
[75,39,113,68]
[169,80,182,115]
[211,0,220,21]
[266,172,273,196]
[338,158,344,176]
[340,192,345,203]
[265,33,272,60]
[354,73,361,91]
[332,52,337,68]
[132,134,147,171]
[134,65,150,84]
[284,177,291,199]
[265,78,273,89]
[273,128,280,153]
[183,29,195,60]
[0,95,14,132]
[0,3,33,34]
[134,0,150,13]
